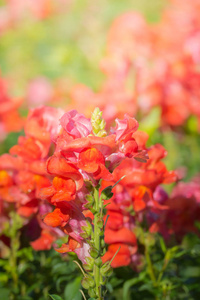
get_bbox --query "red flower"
[102,244,133,268]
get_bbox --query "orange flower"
[44,208,70,227]
[40,176,76,203]
[55,236,81,254]
[78,147,113,181]
[46,156,83,190]
[30,230,55,251]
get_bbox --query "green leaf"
[123,273,146,300]
[49,295,64,300]
[56,276,73,292]
[159,236,167,253]
[64,277,82,300]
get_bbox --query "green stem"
[94,187,102,299]
[157,255,170,284]
[10,235,18,289]
[144,246,157,285]
[9,222,20,291]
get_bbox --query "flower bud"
[89,247,99,258]
[84,182,94,192]
[81,278,90,290]
[82,263,93,272]
[88,288,97,298]
[101,239,106,248]
[100,119,106,130]
[101,186,113,200]
[85,256,94,266]
[97,129,107,137]
[80,232,89,239]
[97,218,104,229]
[83,256,94,272]
[81,220,93,238]
[101,247,106,256]
[81,276,95,289]
[91,107,107,137]
[94,257,102,267]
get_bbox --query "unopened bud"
[81,276,95,289]
[101,186,113,200]
[84,182,94,192]
[100,119,106,130]
[97,130,107,137]
[88,288,97,298]
[101,239,106,248]
[89,247,99,259]
[80,232,89,239]
[83,257,94,272]
[81,278,90,290]
[82,263,92,272]
[94,257,102,267]
[80,220,92,238]
[97,218,104,229]
[91,107,107,137]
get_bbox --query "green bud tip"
[91,107,107,137]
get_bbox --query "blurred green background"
[0,0,166,94]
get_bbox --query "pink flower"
[60,110,92,138]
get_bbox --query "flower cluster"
[102,135,177,268]
[0,106,64,253]
[63,0,200,131]
[40,108,148,254]
[38,107,148,298]
[153,175,200,241]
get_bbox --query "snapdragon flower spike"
[41,108,147,299]
[102,133,177,269]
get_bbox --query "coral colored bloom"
[44,208,70,227]
[40,176,76,203]
[114,114,139,141]
[102,244,132,267]
[78,147,113,181]
[30,230,55,251]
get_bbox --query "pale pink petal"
[60,110,92,138]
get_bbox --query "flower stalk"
[81,184,111,299]
[39,107,148,299]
